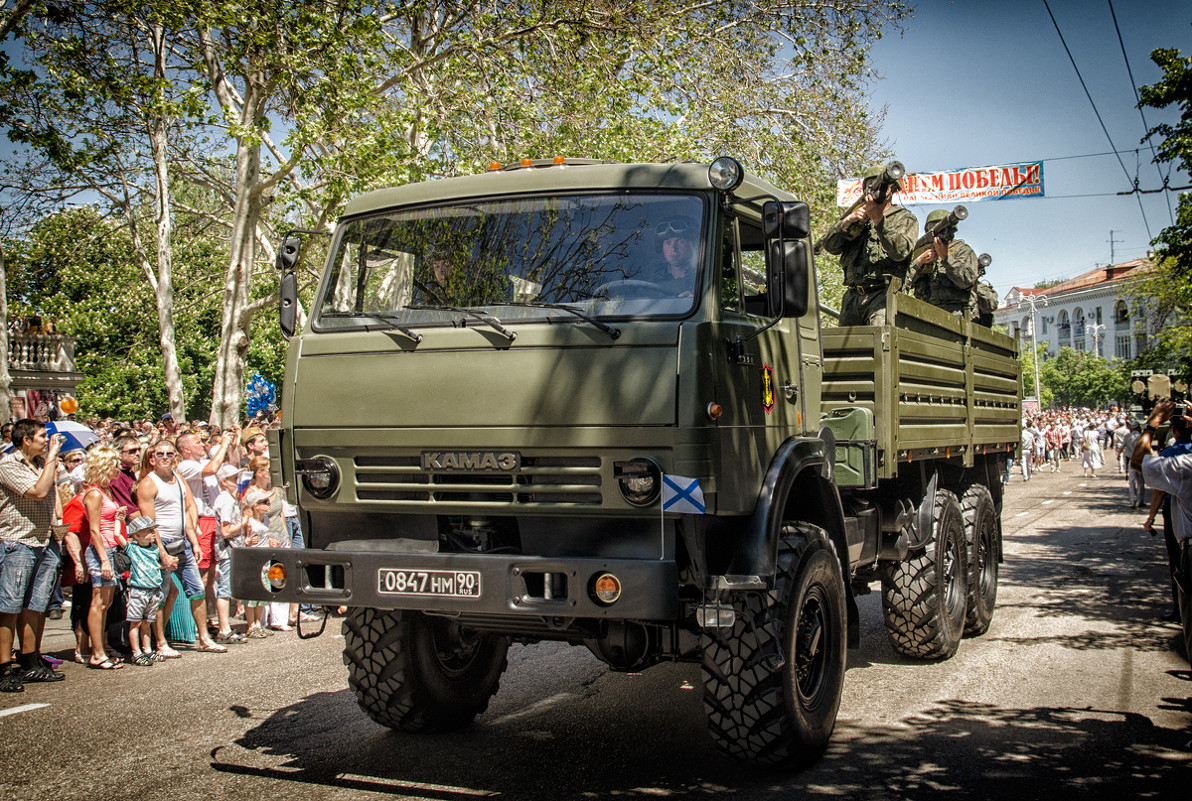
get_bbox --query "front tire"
[702,522,847,769]
[343,608,509,733]
[881,489,967,660]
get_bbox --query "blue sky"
[865,0,1190,299]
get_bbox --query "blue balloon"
[245,372,277,417]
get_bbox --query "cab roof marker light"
[488,161,502,171]
[553,156,566,165]
[520,158,534,167]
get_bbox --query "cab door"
[712,213,806,512]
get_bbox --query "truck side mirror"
[277,235,301,340]
[277,235,300,273]
[279,270,299,340]
[762,201,810,240]
[766,238,810,318]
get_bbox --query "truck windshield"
[314,193,704,331]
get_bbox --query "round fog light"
[614,458,661,506]
[593,573,622,604]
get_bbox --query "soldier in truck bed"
[819,165,918,326]
[909,209,979,317]
[972,259,1000,327]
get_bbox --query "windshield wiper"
[406,304,516,342]
[499,302,621,340]
[320,311,423,343]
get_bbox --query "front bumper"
[230,547,679,620]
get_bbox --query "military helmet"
[925,209,951,229]
[861,163,902,194]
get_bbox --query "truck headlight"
[613,459,661,506]
[296,456,340,499]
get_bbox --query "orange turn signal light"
[706,402,723,421]
[266,563,287,590]
[593,573,622,604]
[488,161,502,171]
[520,158,534,167]
[553,156,566,164]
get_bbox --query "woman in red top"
[82,445,127,670]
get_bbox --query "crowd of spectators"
[0,412,307,693]
[1018,402,1191,643]
[1016,405,1142,486]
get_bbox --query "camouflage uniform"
[973,280,999,327]
[909,210,978,317]
[821,169,918,326]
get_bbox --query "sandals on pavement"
[195,642,228,653]
[215,632,246,644]
[245,626,268,639]
[132,653,155,667]
[74,650,92,665]
[88,658,123,670]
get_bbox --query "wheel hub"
[795,592,827,702]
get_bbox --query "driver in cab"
[654,215,697,298]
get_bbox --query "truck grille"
[353,455,604,506]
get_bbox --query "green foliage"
[1123,255,1192,375]
[2,1,910,420]
[2,205,222,420]
[1140,48,1192,275]
[1039,347,1129,409]
[1019,343,1054,409]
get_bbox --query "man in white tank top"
[137,440,226,655]
[177,432,237,636]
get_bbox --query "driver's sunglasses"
[655,220,690,237]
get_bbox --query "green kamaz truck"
[231,158,1021,768]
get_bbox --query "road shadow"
[210,687,1191,800]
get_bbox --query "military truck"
[231,158,1021,768]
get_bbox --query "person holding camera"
[0,420,67,691]
[1132,399,1192,665]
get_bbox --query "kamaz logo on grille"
[420,451,521,472]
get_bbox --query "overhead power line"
[1042,0,1153,241]
[1106,0,1176,226]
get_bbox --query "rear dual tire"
[960,483,999,637]
[881,489,968,660]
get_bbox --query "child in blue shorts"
[124,517,164,666]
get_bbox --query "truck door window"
[719,217,740,313]
[737,218,768,317]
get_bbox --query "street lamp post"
[1011,289,1049,406]
[1089,322,1106,358]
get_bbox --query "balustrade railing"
[7,333,78,373]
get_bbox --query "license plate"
[377,568,481,598]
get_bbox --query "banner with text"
[836,161,1045,207]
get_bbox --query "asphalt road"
[2,464,1189,801]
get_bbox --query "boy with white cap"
[124,516,164,666]
[211,463,250,643]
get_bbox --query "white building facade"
[992,258,1152,361]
